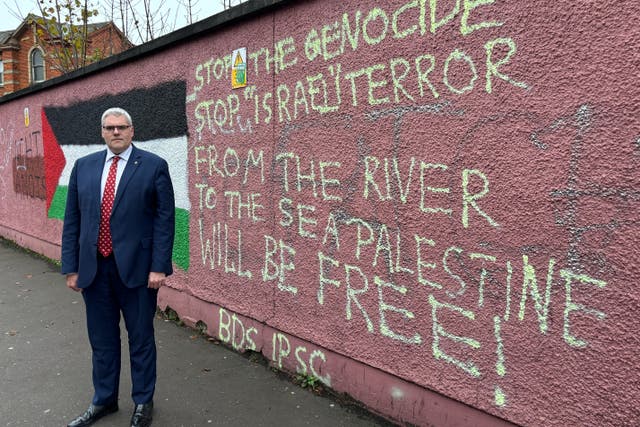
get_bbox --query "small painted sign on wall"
[232,47,247,89]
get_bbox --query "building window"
[31,48,45,83]
[0,61,4,86]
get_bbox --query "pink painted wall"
[1,1,639,425]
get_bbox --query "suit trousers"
[82,254,158,406]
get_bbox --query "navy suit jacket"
[61,145,175,288]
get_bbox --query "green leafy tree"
[34,0,100,72]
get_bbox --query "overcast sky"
[1,0,233,43]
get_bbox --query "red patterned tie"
[98,156,119,257]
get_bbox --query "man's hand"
[148,272,166,289]
[66,273,81,292]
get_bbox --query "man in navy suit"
[62,107,175,427]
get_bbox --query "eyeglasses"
[102,125,131,132]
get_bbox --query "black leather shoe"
[67,402,118,427]
[130,402,153,427]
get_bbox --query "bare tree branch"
[32,0,98,72]
[2,0,27,25]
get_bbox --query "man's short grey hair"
[101,108,133,126]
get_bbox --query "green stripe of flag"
[48,185,68,220]
[173,208,190,270]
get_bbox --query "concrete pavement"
[0,239,395,427]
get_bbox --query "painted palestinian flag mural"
[42,81,190,270]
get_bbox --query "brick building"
[0,14,131,95]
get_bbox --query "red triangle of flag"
[42,110,65,211]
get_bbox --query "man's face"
[102,114,134,154]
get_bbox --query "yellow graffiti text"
[197,219,253,279]
[218,308,258,351]
[194,144,264,184]
[363,156,498,229]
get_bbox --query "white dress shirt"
[100,144,133,201]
